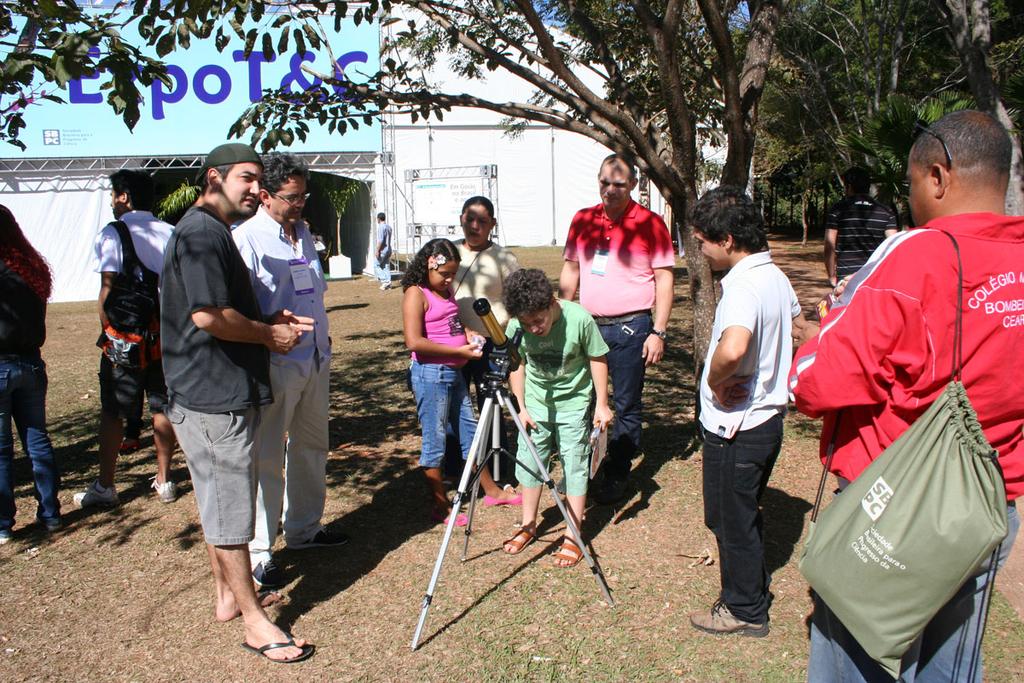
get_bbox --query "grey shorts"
[166,400,260,546]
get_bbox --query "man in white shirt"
[75,170,179,508]
[233,154,348,590]
[688,186,810,637]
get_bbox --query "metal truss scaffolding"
[0,151,380,193]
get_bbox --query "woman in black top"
[0,205,60,543]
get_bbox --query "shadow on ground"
[272,464,433,633]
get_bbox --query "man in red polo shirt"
[560,154,674,504]
[791,110,1024,680]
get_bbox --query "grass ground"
[0,241,1021,682]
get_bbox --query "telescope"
[472,298,521,372]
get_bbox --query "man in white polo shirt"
[233,153,348,591]
[687,186,810,637]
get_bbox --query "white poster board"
[411,177,488,226]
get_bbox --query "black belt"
[593,310,650,326]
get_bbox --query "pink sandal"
[483,492,523,507]
[430,510,469,527]
[484,484,522,507]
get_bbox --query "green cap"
[197,143,262,182]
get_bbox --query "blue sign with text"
[2,14,381,158]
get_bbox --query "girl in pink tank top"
[413,283,470,366]
[402,239,482,524]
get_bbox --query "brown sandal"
[503,527,536,555]
[552,538,584,568]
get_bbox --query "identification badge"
[591,249,609,276]
[289,258,315,294]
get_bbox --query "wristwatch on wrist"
[651,328,667,341]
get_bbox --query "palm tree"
[840,93,973,223]
[156,181,200,223]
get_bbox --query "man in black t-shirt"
[824,167,898,286]
[160,143,316,664]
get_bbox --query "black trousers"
[701,413,783,624]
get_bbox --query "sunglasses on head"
[913,120,953,169]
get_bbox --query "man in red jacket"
[790,110,1023,680]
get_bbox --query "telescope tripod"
[411,379,615,650]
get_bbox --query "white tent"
[0,165,115,304]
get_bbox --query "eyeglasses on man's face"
[913,121,953,169]
[270,191,311,206]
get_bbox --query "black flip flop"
[241,635,316,664]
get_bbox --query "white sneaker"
[151,478,177,503]
[73,480,119,508]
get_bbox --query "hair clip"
[429,254,448,270]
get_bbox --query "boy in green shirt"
[501,269,612,567]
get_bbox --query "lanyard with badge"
[591,213,613,276]
[287,235,315,295]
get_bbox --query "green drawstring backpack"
[799,232,1008,679]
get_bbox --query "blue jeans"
[0,355,60,531]
[597,313,651,479]
[410,361,476,469]
[702,413,783,623]
[808,503,1020,682]
[374,255,391,286]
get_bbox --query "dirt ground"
[0,241,1021,682]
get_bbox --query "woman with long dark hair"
[0,204,60,543]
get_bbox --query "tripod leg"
[412,397,496,650]
[462,478,480,562]
[500,393,615,607]
[462,401,496,561]
[491,406,501,482]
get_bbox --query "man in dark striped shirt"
[824,167,898,286]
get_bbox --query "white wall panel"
[2,183,110,303]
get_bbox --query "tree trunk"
[671,191,717,392]
[701,0,782,188]
[937,0,1024,214]
[801,190,810,246]
[995,105,1024,215]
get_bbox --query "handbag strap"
[109,220,158,285]
[937,230,964,382]
[810,413,839,523]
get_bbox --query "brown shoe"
[689,600,769,637]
